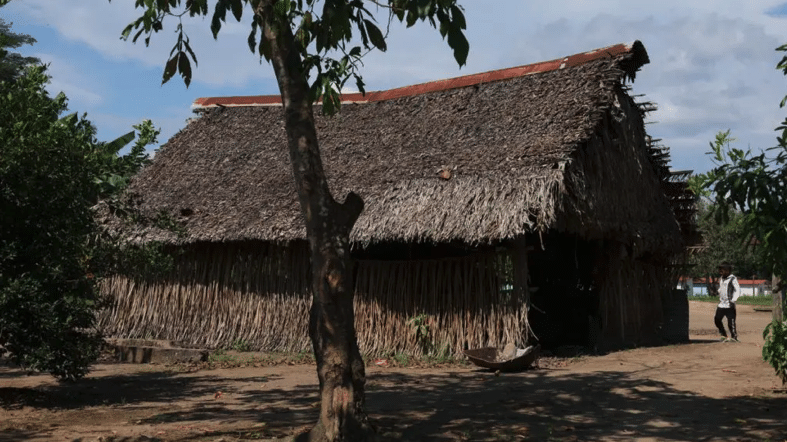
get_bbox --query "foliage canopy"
[113,0,468,114]
[694,44,787,384]
[687,174,767,280]
[0,61,159,380]
[0,66,105,379]
[0,3,39,83]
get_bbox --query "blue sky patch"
[765,2,787,17]
[4,0,787,173]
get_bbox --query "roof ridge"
[193,40,647,109]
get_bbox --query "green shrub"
[230,339,252,352]
[762,319,787,384]
[0,65,158,380]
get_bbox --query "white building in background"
[677,277,770,297]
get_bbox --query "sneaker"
[719,337,728,342]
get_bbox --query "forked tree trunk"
[258,3,373,441]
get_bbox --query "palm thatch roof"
[114,40,682,252]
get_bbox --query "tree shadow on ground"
[1,363,786,442]
[0,368,277,411]
[365,369,787,441]
[0,364,311,441]
[127,366,787,442]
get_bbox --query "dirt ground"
[1,301,786,442]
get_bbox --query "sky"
[3,0,787,173]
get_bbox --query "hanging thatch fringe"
[98,242,528,357]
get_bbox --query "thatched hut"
[99,41,692,355]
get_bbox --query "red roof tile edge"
[679,277,770,285]
[193,40,644,109]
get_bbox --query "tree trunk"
[258,3,372,441]
[774,275,784,322]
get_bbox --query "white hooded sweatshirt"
[717,274,740,308]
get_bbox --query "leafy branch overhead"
[695,44,787,291]
[111,0,468,114]
[697,128,787,286]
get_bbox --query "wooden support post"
[511,237,530,346]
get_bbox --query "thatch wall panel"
[98,242,313,351]
[354,253,528,356]
[99,244,527,356]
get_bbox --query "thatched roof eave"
[115,41,683,251]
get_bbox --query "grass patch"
[229,339,252,352]
[175,348,466,372]
[171,349,320,372]
[689,294,773,306]
[373,352,468,368]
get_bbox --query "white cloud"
[7,0,787,173]
[6,0,274,88]
[34,52,105,107]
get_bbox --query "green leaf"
[104,131,136,155]
[188,0,209,16]
[354,74,366,95]
[248,19,259,54]
[162,55,178,85]
[183,38,198,66]
[274,0,290,16]
[121,23,135,41]
[450,5,466,30]
[364,20,386,52]
[211,0,228,39]
[394,4,405,21]
[230,0,243,21]
[322,87,340,115]
[416,0,432,16]
[132,27,145,44]
[178,52,192,87]
[406,9,418,27]
[447,26,468,67]
[259,36,273,61]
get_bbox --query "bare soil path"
[1,301,785,441]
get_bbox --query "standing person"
[714,262,740,342]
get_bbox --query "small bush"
[762,319,787,385]
[230,339,252,352]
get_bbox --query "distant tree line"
[686,196,768,281]
[692,40,787,383]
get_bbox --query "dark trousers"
[714,305,737,339]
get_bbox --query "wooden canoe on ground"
[463,345,540,371]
